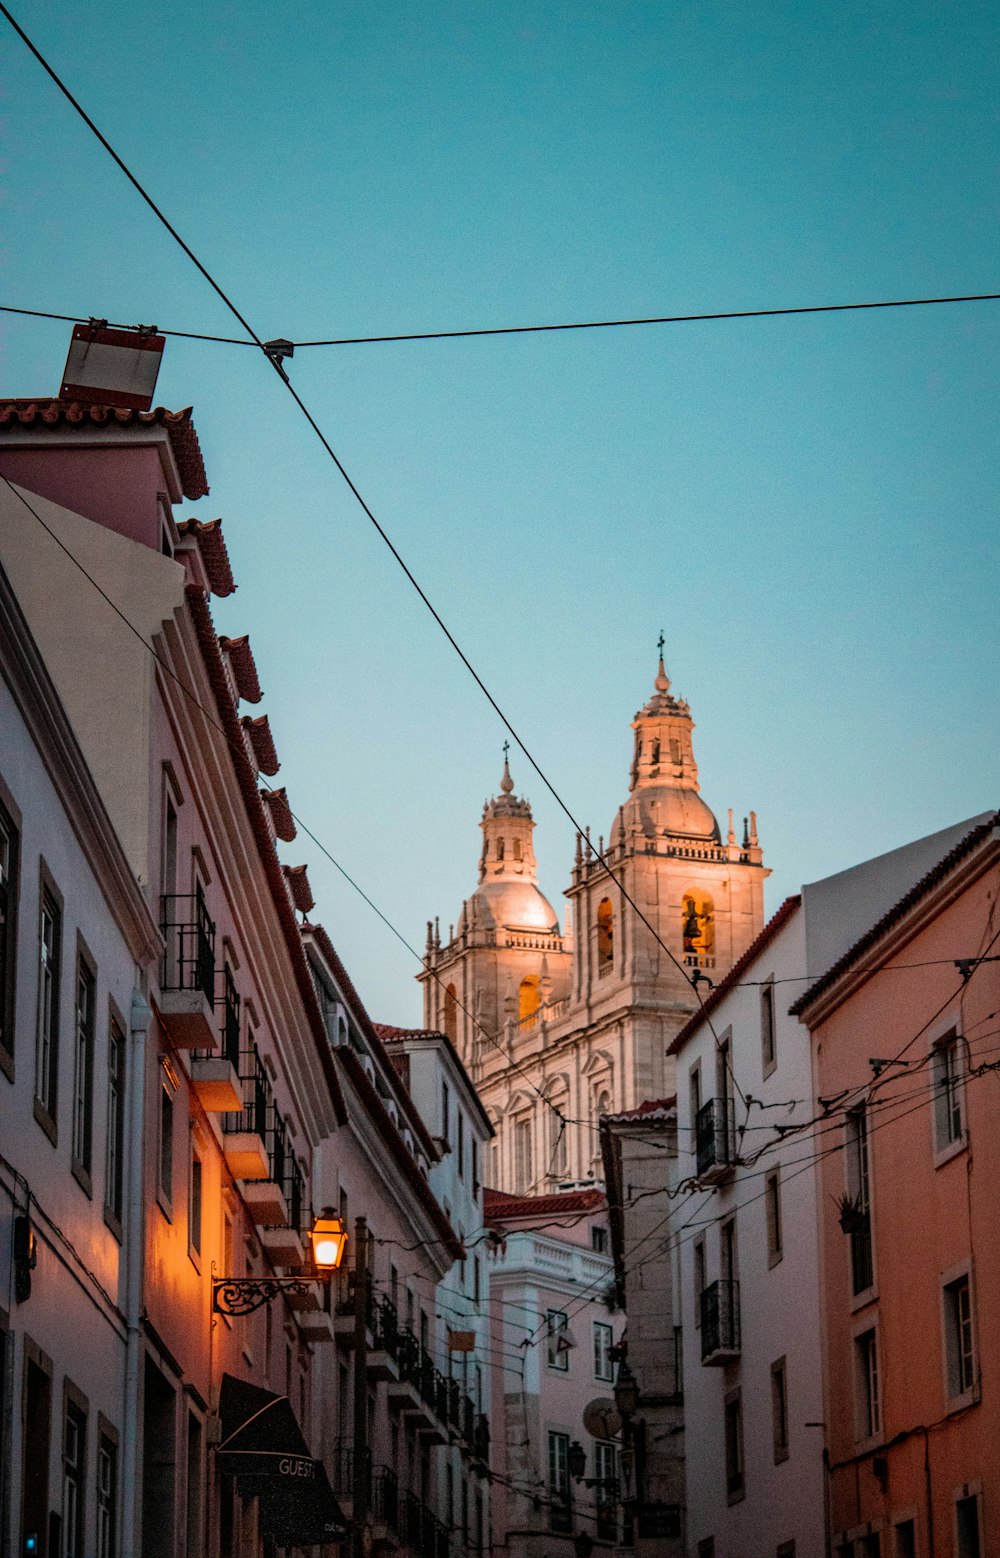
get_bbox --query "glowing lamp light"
[310,1208,349,1272]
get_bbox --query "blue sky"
[2,1,998,1021]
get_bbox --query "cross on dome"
[500,742,514,794]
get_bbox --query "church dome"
[624,784,720,842]
[469,878,560,934]
[471,753,562,935]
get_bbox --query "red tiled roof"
[373,1024,494,1135]
[177,518,235,597]
[667,895,802,1056]
[789,813,999,1019]
[262,788,296,843]
[0,399,208,499]
[184,584,347,1126]
[600,1096,677,1125]
[218,635,262,704]
[283,864,314,914]
[242,714,279,776]
[375,1024,447,1043]
[483,1187,606,1224]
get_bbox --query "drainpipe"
[121,988,152,1558]
[922,1428,935,1556]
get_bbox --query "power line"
[0,4,748,1118]
[6,286,1000,351]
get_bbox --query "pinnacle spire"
[500,739,514,794]
[654,629,670,694]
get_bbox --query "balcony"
[190,963,241,1112]
[850,1211,874,1296]
[158,892,216,1048]
[695,1097,736,1180]
[700,1279,741,1364]
[222,1047,270,1180]
[261,1162,307,1267]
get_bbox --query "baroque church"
[419,651,769,1196]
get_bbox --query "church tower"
[421,650,769,1195]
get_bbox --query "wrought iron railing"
[223,1045,270,1138]
[218,963,240,1066]
[160,890,215,1002]
[695,1096,734,1175]
[850,1212,874,1295]
[700,1278,741,1360]
[372,1467,399,1531]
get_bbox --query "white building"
[0,558,160,1558]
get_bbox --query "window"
[72,954,96,1183]
[549,1109,568,1180]
[471,1138,480,1195]
[724,1390,744,1500]
[457,1112,465,1179]
[694,1238,706,1327]
[514,1117,533,1193]
[0,795,19,1071]
[933,1034,964,1151]
[771,1357,789,1462]
[547,1311,570,1371]
[956,1494,982,1558]
[766,1169,783,1266]
[943,1273,975,1399]
[591,1225,608,1254]
[689,1063,702,1145]
[36,882,62,1126]
[683,893,715,967]
[97,1427,119,1558]
[595,1442,617,1541]
[62,1392,87,1558]
[859,1537,881,1558]
[184,1414,201,1558]
[519,976,540,1021]
[855,1329,881,1440]
[105,1018,126,1228]
[441,1080,450,1144]
[443,986,457,1045]
[473,1255,481,1304]
[894,1521,916,1558]
[189,1133,203,1258]
[846,1108,874,1295]
[597,898,614,975]
[547,1432,571,1532]
[159,1074,174,1209]
[761,979,776,1075]
[594,1322,613,1381]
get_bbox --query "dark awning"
[217,1374,347,1543]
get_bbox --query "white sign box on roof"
[60,324,165,409]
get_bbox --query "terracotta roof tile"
[0,399,208,499]
[178,518,235,597]
[375,1024,447,1043]
[483,1187,606,1224]
[283,863,314,914]
[600,1096,677,1125]
[262,788,295,843]
[667,895,802,1056]
[789,813,999,1018]
[218,635,262,704]
[242,714,279,776]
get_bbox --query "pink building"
[484,1187,624,1558]
[793,813,1000,1558]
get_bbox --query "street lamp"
[568,1441,587,1484]
[613,1362,639,1419]
[212,1209,349,1314]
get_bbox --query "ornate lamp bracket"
[212,1276,319,1315]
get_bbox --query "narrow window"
[97,1431,118,1558]
[771,1357,789,1462]
[694,1238,706,1328]
[471,1138,480,1196]
[761,978,776,1075]
[594,1321,613,1381]
[766,1169,783,1265]
[441,1079,450,1144]
[591,1225,608,1254]
[894,1521,916,1558]
[933,1033,964,1150]
[159,1076,174,1208]
[944,1273,975,1398]
[513,837,522,862]
[956,1494,982,1558]
[595,1442,617,1541]
[105,1018,126,1227]
[597,898,614,975]
[845,1108,874,1295]
[547,1311,570,1371]
[550,1109,568,1180]
[72,956,96,1181]
[36,884,62,1123]
[457,1112,465,1179]
[855,1328,881,1439]
[724,1390,744,1500]
[0,798,19,1068]
[547,1431,571,1532]
[62,1394,87,1558]
[189,1134,203,1258]
[518,975,541,1021]
[514,1117,533,1193]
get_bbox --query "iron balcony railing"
[700,1278,741,1361]
[473,1414,490,1464]
[223,1045,271,1139]
[695,1096,735,1176]
[372,1467,399,1531]
[850,1212,874,1295]
[268,1105,288,1191]
[330,1441,370,1495]
[218,963,240,1066]
[284,1156,306,1237]
[595,1481,618,1542]
[160,890,215,1003]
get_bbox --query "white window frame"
[930,1024,966,1165]
[941,1262,976,1406]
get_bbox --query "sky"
[1,1,998,1024]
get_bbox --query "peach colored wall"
[0,444,168,548]
[812,858,999,1555]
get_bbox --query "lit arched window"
[444,984,457,1043]
[519,976,541,1023]
[597,898,614,975]
[682,893,715,967]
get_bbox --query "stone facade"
[420,657,769,1196]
